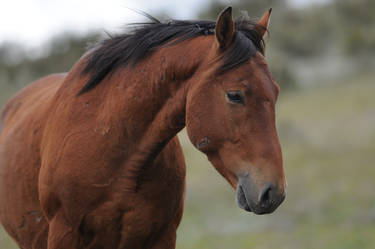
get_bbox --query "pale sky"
[0,0,329,48]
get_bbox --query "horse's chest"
[82,170,185,248]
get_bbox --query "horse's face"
[186,7,286,214]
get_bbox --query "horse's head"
[186,7,286,214]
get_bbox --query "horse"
[0,7,286,249]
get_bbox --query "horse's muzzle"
[236,176,285,215]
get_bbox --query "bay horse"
[0,7,286,249]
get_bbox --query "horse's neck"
[90,37,211,189]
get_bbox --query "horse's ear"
[215,6,235,50]
[255,8,272,39]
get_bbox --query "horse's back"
[1,73,66,133]
[0,73,66,249]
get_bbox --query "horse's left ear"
[256,8,272,39]
[215,6,235,50]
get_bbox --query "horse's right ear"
[215,6,235,50]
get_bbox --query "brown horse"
[0,7,286,249]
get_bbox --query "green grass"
[1,74,375,248]
[0,227,17,249]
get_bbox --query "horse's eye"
[226,91,244,104]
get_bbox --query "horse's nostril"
[259,185,274,209]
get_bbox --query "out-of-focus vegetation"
[0,32,100,107]
[1,0,375,248]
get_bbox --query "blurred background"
[1,0,375,248]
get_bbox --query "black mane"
[80,14,265,94]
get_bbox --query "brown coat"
[0,7,285,249]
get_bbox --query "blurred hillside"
[1,0,375,249]
[0,32,101,107]
[1,0,375,97]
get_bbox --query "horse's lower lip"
[244,204,252,212]
[237,185,252,212]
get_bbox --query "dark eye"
[226,91,244,104]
